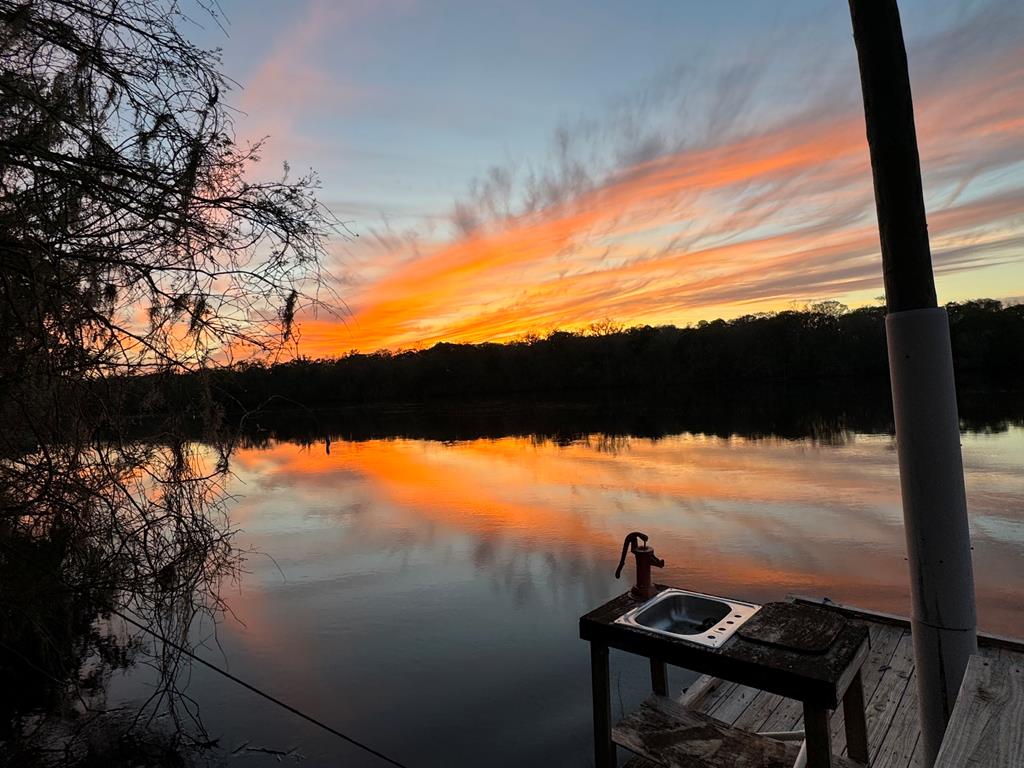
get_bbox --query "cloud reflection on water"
[227,430,1024,635]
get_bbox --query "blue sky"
[188,0,1024,352]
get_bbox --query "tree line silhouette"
[145,299,1023,415]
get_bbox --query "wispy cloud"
[234,0,372,175]
[299,0,1024,354]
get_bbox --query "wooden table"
[580,589,871,768]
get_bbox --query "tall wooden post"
[847,1,978,764]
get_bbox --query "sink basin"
[615,588,760,648]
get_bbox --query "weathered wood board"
[613,695,865,768]
[933,654,1024,768]
[674,604,1024,768]
[614,694,800,768]
[738,602,847,653]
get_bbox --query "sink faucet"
[615,531,665,601]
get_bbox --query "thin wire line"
[111,609,411,768]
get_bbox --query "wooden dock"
[637,598,1024,768]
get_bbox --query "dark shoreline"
[226,379,1024,447]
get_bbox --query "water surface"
[113,418,1024,767]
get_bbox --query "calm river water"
[110,409,1024,767]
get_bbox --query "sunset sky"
[200,0,1024,355]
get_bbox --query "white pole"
[847,2,979,762]
[886,308,978,761]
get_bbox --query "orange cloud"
[293,39,1024,355]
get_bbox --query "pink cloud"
[235,1,367,175]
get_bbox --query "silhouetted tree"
[0,0,332,760]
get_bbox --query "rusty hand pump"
[615,531,664,601]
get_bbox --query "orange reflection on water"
[225,430,1024,637]
[231,435,905,597]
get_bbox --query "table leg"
[843,669,870,764]
[803,701,834,768]
[591,642,614,768]
[650,658,668,696]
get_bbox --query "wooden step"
[613,694,862,768]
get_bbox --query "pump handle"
[615,531,648,579]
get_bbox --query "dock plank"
[730,618,901,737]
[754,690,805,734]
[613,694,861,768]
[754,694,805,735]
[613,694,801,768]
[707,683,760,725]
[681,624,919,767]
[831,623,905,754]
[860,630,915,754]
[732,689,787,732]
[934,654,1024,768]
[647,606,1024,768]
[908,734,924,768]
[872,667,919,768]
[695,679,744,715]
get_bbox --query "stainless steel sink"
[615,588,760,648]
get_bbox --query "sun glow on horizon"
[221,1,1024,358]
